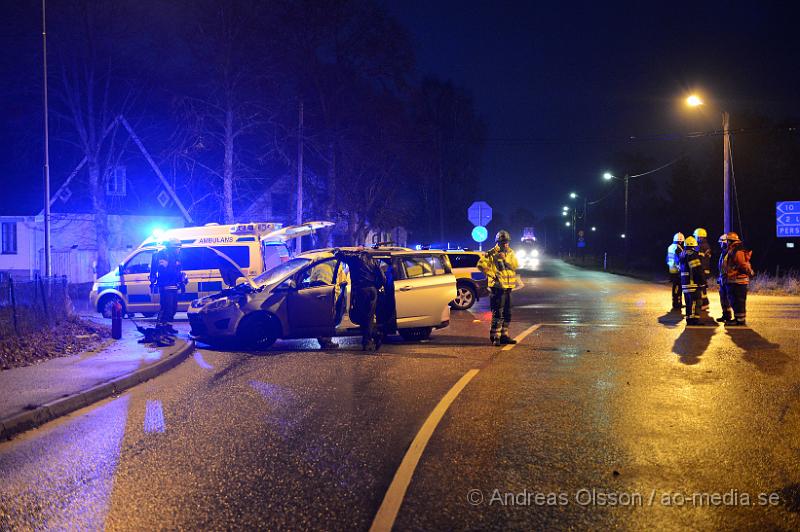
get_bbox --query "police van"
[89,221,333,317]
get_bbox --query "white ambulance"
[89,221,333,317]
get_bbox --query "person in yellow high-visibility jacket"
[477,230,519,346]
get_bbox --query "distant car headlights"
[517,249,526,258]
[531,249,540,258]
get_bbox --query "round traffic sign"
[472,225,488,243]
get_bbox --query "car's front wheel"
[236,312,278,350]
[399,327,433,342]
[450,283,477,310]
[99,294,125,319]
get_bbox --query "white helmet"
[718,233,728,244]
[673,232,685,243]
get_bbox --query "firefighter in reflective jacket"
[666,232,685,310]
[693,228,712,309]
[715,233,732,323]
[721,232,753,326]
[679,236,705,324]
[477,230,519,346]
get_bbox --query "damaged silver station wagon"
[188,247,457,347]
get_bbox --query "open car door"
[260,221,335,245]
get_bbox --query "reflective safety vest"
[679,249,705,293]
[666,242,683,273]
[478,246,518,289]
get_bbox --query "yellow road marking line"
[501,323,542,351]
[369,369,480,532]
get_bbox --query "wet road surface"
[1,258,799,530]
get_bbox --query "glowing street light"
[591,226,596,231]
[620,233,626,239]
[565,221,571,227]
[569,192,577,199]
[686,94,703,107]
[603,171,613,181]
[562,211,568,216]
[562,205,569,211]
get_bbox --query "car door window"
[425,255,446,275]
[448,253,479,268]
[123,250,154,274]
[401,256,434,279]
[300,259,339,289]
[180,247,216,270]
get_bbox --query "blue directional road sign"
[776,201,800,237]
[472,225,488,243]
[468,201,492,227]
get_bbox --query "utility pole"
[623,174,629,238]
[623,174,630,260]
[296,101,304,252]
[42,0,52,276]
[583,196,588,231]
[722,111,731,233]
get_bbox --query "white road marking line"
[143,400,166,433]
[502,323,542,351]
[370,369,480,532]
[539,322,623,328]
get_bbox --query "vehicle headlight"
[517,249,526,258]
[531,249,539,258]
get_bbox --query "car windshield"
[252,258,311,286]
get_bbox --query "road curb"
[0,339,195,441]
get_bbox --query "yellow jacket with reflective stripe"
[478,246,518,289]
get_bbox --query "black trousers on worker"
[670,272,682,309]
[158,287,178,325]
[727,283,748,323]
[718,281,732,320]
[353,286,379,346]
[490,287,512,339]
[683,287,702,322]
[701,274,711,309]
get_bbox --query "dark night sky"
[2,1,799,224]
[385,0,800,219]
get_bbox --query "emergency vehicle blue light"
[151,227,166,239]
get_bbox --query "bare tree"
[52,1,137,276]
[169,1,279,224]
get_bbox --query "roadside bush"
[749,271,800,295]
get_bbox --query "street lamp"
[686,93,732,233]
[569,192,577,199]
[602,171,630,241]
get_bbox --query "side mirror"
[118,264,125,277]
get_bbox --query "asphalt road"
[1,258,799,531]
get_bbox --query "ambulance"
[89,221,333,317]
